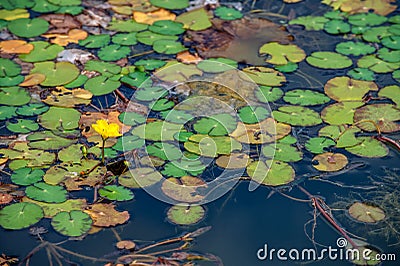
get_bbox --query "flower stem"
[101,138,106,165]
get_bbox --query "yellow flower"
[92,119,122,140]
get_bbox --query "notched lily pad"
[348,202,385,223]
[51,210,92,237]
[167,204,205,225]
[84,203,129,227]
[0,202,43,230]
[306,51,352,69]
[25,182,67,203]
[324,76,378,102]
[247,160,295,186]
[354,104,400,133]
[272,106,322,126]
[259,42,306,65]
[312,152,348,172]
[161,176,207,203]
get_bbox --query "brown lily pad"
[161,176,207,203]
[312,152,348,172]
[348,202,385,223]
[216,152,250,169]
[85,203,130,227]
[354,104,400,133]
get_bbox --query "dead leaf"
[76,9,111,28]
[326,0,397,16]
[0,193,13,204]
[176,50,203,64]
[186,16,292,65]
[0,40,33,54]
[43,87,93,107]
[19,73,46,87]
[85,203,130,227]
[42,29,88,46]
[40,14,81,34]
[133,8,176,24]
[116,240,136,250]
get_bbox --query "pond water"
[1,0,400,265]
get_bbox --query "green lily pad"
[98,44,131,61]
[27,131,77,150]
[131,121,183,141]
[305,137,336,154]
[58,144,83,163]
[153,39,186,54]
[16,103,48,116]
[23,198,86,218]
[99,185,134,201]
[378,85,400,106]
[354,104,400,133]
[26,182,67,203]
[134,86,167,101]
[357,55,400,73]
[347,68,375,81]
[319,125,362,148]
[272,106,322,126]
[345,137,389,158]
[155,61,203,83]
[48,0,81,5]
[161,109,194,124]
[243,67,286,87]
[162,157,205,176]
[121,71,149,87]
[113,134,144,151]
[136,30,178,45]
[8,18,49,38]
[283,89,330,106]
[197,58,237,73]
[167,204,205,225]
[247,160,295,186]
[0,202,43,230]
[289,16,329,31]
[149,20,185,35]
[19,41,63,62]
[275,62,298,73]
[262,143,303,162]
[255,86,283,103]
[51,210,92,237]
[31,61,79,86]
[0,87,31,106]
[175,7,212,31]
[193,113,237,136]
[150,98,175,111]
[306,51,352,69]
[119,112,146,126]
[64,75,88,88]
[38,106,80,131]
[107,19,148,32]
[0,75,24,86]
[238,106,270,124]
[150,0,188,10]
[321,102,364,125]
[324,19,351,34]
[393,70,400,82]
[0,106,17,120]
[259,42,306,65]
[174,131,193,142]
[377,47,400,63]
[362,26,391,43]
[31,0,59,13]
[146,142,182,161]
[84,76,121,96]
[11,168,44,186]
[324,76,378,101]
[348,13,387,27]
[381,36,400,50]
[214,6,243,20]
[85,60,122,77]
[7,119,39,133]
[335,41,376,56]
[112,32,138,45]
[79,34,110,48]
[119,167,163,188]
[0,58,21,78]
[161,176,206,203]
[184,134,242,157]
[0,0,35,9]
[348,202,385,223]
[134,59,166,70]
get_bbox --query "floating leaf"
[134,59,166,70]
[255,86,283,103]
[11,168,44,186]
[262,143,302,162]
[324,19,351,34]
[346,137,389,158]
[84,76,121,96]
[335,41,376,56]
[149,20,184,35]
[347,68,375,81]
[259,42,306,65]
[19,73,47,86]
[324,76,378,101]
[58,144,83,163]
[348,13,387,27]
[39,106,80,131]
[306,51,352,69]
[243,67,286,87]
[230,118,291,144]
[136,30,178,45]
[8,18,49,38]
[184,134,242,157]
[289,16,329,30]
[6,119,39,133]
[51,210,92,237]
[354,104,400,133]
[377,47,400,63]
[22,198,87,218]
[378,85,400,106]
[119,167,163,188]
[85,60,121,77]
[79,34,110,48]
[0,87,31,106]
[146,142,182,161]
[215,152,250,169]
[42,29,88,46]
[214,6,243,21]
[153,39,187,54]
[238,106,270,124]
[161,176,206,203]
[27,131,77,150]
[0,58,21,78]
[150,0,189,10]
[112,32,138,46]
[31,61,79,86]
[194,114,237,136]
[0,202,43,230]
[321,102,364,125]
[107,19,148,32]
[305,137,336,154]
[175,8,212,31]
[0,40,33,54]
[272,105,322,126]
[247,160,295,186]
[196,58,237,73]
[43,87,92,107]
[25,182,67,203]
[312,152,348,172]
[0,106,17,121]
[357,55,400,73]
[16,103,48,116]
[283,89,330,106]
[99,185,134,201]
[84,203,129,227]
[348,202,385,223]
[134,8,176,25]
[98,44,131,61]
[381,36,400,50]
[167,204,205,225]
[155,61,203,83]
[319,126,361,148]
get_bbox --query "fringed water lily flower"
[92,119,121,140]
